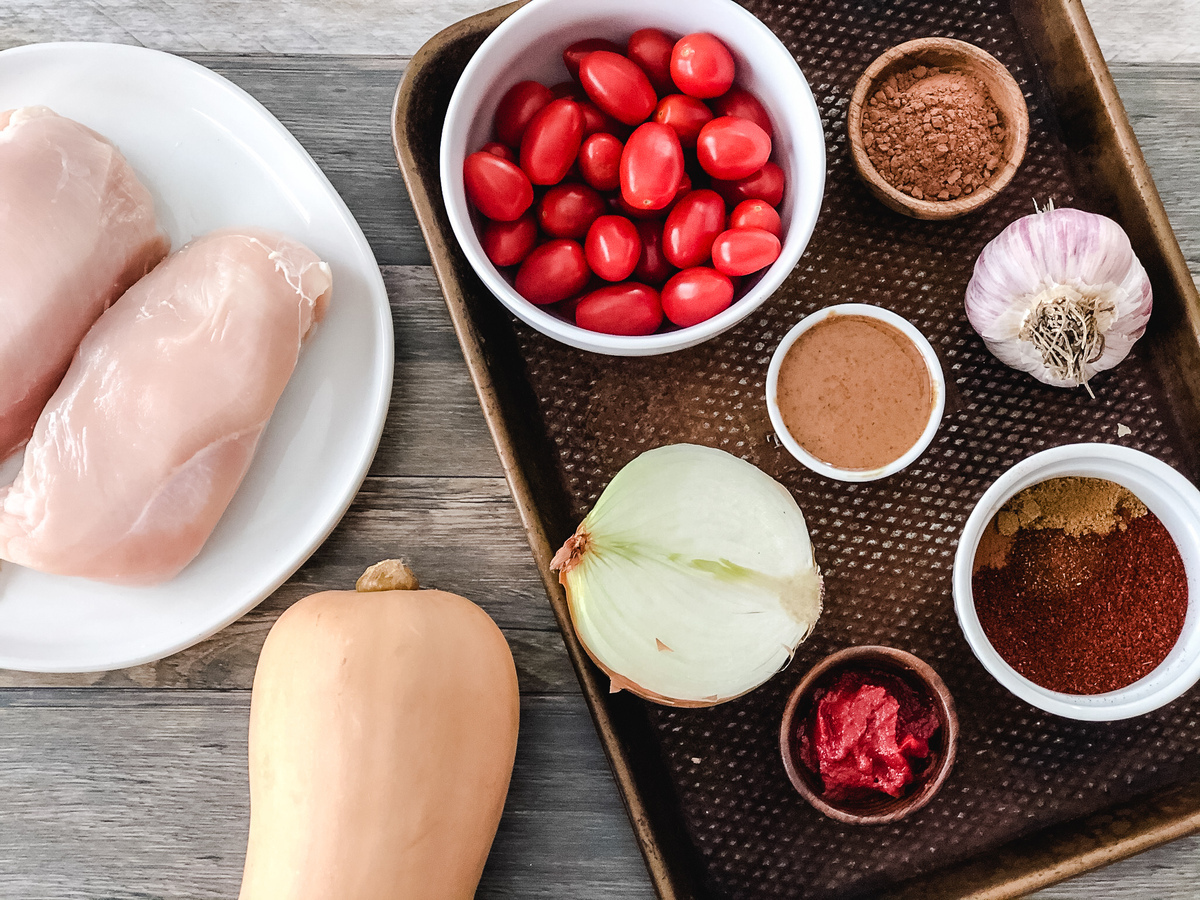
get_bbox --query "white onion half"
[551,444,823,707]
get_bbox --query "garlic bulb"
[964,204,1152,391]
[551,444,822,707]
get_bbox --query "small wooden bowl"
[847,37,1029,220]
[779,645,958,825]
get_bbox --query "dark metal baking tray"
[392,1,1200,897]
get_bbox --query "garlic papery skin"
[551,444,823,707]
[965,206,1152,390]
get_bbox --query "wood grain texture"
[1,0,1197,62]
[0,691,655,900]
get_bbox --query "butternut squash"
[238,561,520,900]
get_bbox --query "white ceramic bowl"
[765,303,946,482]
[440,0,826,356]
[953,444,1200,721]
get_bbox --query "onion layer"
[551,444,822,707]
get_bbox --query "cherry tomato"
[578,101,621,137]
[482,141,516,162]
[585,214,640,282]
[578,51,658,127]
[575,283,664,335]
[515,239,590,305]
[520,99,584,185]
[660,266,734,327]
[481,213,537,267]
[550,81,586,101]
[610,193,668,220]
[711,161,786,206]
[730,198,781,236]
[563,38,623,80]
[674,171,694,200]
[711,87,773,138]
[671,33,735,99]
[538,183,607,239]
[578,133,623,191]
[626,28,676,94]
[463,151,534,222]
[494,81,553,148]
[696,116,771,180]
[663,188,725,268]
[620,122,683,211]
[710,227,781,276]
[653,94,713,148]
[633,219,673,285]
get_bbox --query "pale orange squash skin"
[238,587,520,900]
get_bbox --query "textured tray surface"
[503,1,1200,898]
[398,0,1200,897]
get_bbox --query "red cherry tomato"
[710,227,781,276]
[696,116,771,180]
[663,188,725,268]
[563,38,623,80]
[520,99,584,185]
[610,193,668,220]
[578,133,623,191]
[626,28,676,94]
[482,141,516,162]
[660,266,734,327]
[481,213,537,267]
[584,214,641,282]
[711,161,786,206]
[633,219,673,285]
[494,81,553,148]
[550,81,586,101]
[653,94,713,148]
[578,51,658,127]
[671,33,736,99]
[538,183,607,239]
[463,152,534,222]
[620,122,683,211]
[711,87,773,139]
[515,239,590,305]
[578,101,621,137]
[575,283,664,335]
[730,198,781,236]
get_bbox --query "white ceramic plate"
[0,43,393,672]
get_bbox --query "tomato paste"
[798,668,940,801]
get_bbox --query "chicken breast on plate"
[0,229,332,585]
[0,106,169,459]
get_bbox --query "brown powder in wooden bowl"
[861,65,1007,202]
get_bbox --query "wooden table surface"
[1,1,1198,897]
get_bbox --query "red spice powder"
[973,512,1187,694]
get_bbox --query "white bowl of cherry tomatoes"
[440,0,826,356]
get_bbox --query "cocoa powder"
[861,65,1007,202]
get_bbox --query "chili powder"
[972,479,1187,695]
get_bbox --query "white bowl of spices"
[954,444,1200,720]
[765,303,945,482]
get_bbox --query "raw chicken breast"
[0,229,332,585]
[0,106,169,459]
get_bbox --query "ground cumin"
[861,65,1007,202]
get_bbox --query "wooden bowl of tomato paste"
[780,645,958,825]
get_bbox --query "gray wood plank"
[0,691,654,900]
[1110,65,1200,283]
[1,0,1196,64]
[376,267,504,478]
